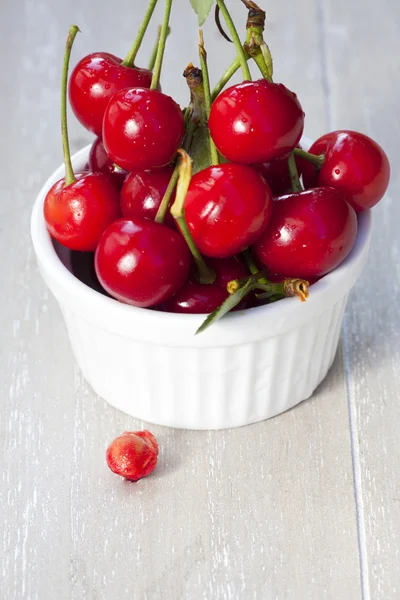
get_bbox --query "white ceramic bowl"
[31,143,372,429]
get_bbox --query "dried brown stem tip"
[283,279,310,302]
[241,0,266,30]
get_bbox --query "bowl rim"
[30,140,372,347]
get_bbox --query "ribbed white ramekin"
[31,143,372,429]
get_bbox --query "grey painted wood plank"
[323,0,400,597]
[1,1,363,598]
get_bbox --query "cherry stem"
[227,276,309,302]
[170,150,216,284]
[288,152,303,193]
[243,4,273,82]
[215,0,252,81]
[198,31,219,165]
[154,118,196,223]
[293,147,325,168]
[121,0,159,67]
[147,25,170,70]
[61,25,80,187]
[150,0,173,90]
[211,56,241,100]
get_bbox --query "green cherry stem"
[288,152,303,193]
[293,147,325,168]
[121,0,159,67]
[211,56,241,100]
[170,150,216,284]
[150,0,173,90]
[61,25,80,187]
[147,25,171,70]
[198,30,219,165]
[215,0,252,81]
[154,118,196,224]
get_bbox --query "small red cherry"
[106,430,158,481]
[209,80,304,164]
[120,167,176,228]
[254,150,305,196]
[45,173,121,251]
[302,130,390,212]
[184,163,273,258]
[95,217,190,307]
[102,88,185,171]
[161,256,249,314]
[253,187,358,278]
[69,53,152,136]
[89,137,127,188]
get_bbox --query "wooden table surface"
[2,0,399,598]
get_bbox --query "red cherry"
[302,130,390,212]
[89,137,127,188]
[209,80,304,164]
[68,53,152,136]
[95,217,190,307]
[161,256,249,314]
[253,187,358,278]
[120,167,176,228]
[102,88,185,171]
[184,163,273,258]
[106,430,158,481]
[254,150,306,196]
[44,173,121,252]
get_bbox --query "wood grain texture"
[0,0,397,598]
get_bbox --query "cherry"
[69,53,152,136]
[253,187,358,279]
[301,130,390,213]
[88,137,127,188]
[95,217,190,307]
[120,167,176,228]
[183,163,273,258]
[254,149,307,196]
[208,79,304,164]
[106,430,158,481]
[45,173,121,251]
[161,255,249,313]
[44,26,121,252]
[102,88,185,171]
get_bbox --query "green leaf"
[189,125,213,174]
[195,279,254,335]
[189,0,214,26]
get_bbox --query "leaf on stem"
[190,0,214,26]
[196,279,253,334]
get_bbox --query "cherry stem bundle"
[122,0,159,68]
[150,0,173,90]
[293,147,325,168]
[61,25,80,187]
[198,31,219,165]
[148,25,171,71]
[215,0,252,81]
[170,150,216,284]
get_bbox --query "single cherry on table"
[209,79,305,164]
[253,187,358,279]
[95,217,191,307]
[106,430,159,481]
[102,88,185,172]
[184,163,273,258]
[302,130,390,212]
[120,166,176,228]
[69,52,152,136]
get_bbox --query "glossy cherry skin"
[184,163,273,258]
[209,80,304,164]
[89,137,127,188]
[44,173,121,252]
[69,53,152,136]
[161,256,249,313]
[95,217,190,307]
[102,88,185,171]
[253,187,358,279]
[120,167,176,228]
[106,431,158,481]
[254,150,306,196]
[302,131,390,213]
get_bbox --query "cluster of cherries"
[44,1,390,332]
